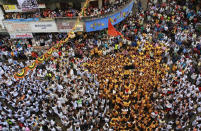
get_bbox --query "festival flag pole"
[108,19,126,40]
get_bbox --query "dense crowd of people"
[4,9,80,19]
[4,0,130,20]
[86,43,169,130]
[0,0,201,130]
[84,0,130,17]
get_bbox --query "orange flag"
[108,19,122,37]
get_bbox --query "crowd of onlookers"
[142,0,201,130]
[84,0,130,17]
[0,0,201,130]
[4,9,80,19]
[4,0,130,19]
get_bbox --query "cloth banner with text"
[17,0,38,11]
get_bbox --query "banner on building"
[3,4,45,12]
[3,5,22,12]
[10,33,33,39]
[4,22,31,33]
[56,19,84,32]
[30,21,58,32]
[85,1,134,32]
[17,0,38,11]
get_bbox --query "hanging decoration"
[14,68,28,79]
[27,61,37,70]
[37,55,45,63]
[14,0,90,79]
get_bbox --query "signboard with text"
[17,0,38,11]
[56,19,84,32]
[85,1,134,32]
[3,5,22,12]
[30,21,58,32]
[3,4,45,12]
[10,33,33,39]
[4,22,31,33]
[3,20,58,33]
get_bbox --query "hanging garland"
[14,68,28,79]
[37,55,45,63]
[47,48,54,56]
[14,0,90,79]
[27,61,37,70]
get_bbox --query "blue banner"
[85,1,134,32]
[5,18,39,22]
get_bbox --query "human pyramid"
[0,0,200,130]
[86,41,169,130]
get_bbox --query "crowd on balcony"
[4,0,130,20]
[4,9,80,20]
[83,0,130,17]
[0,0,201,130]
